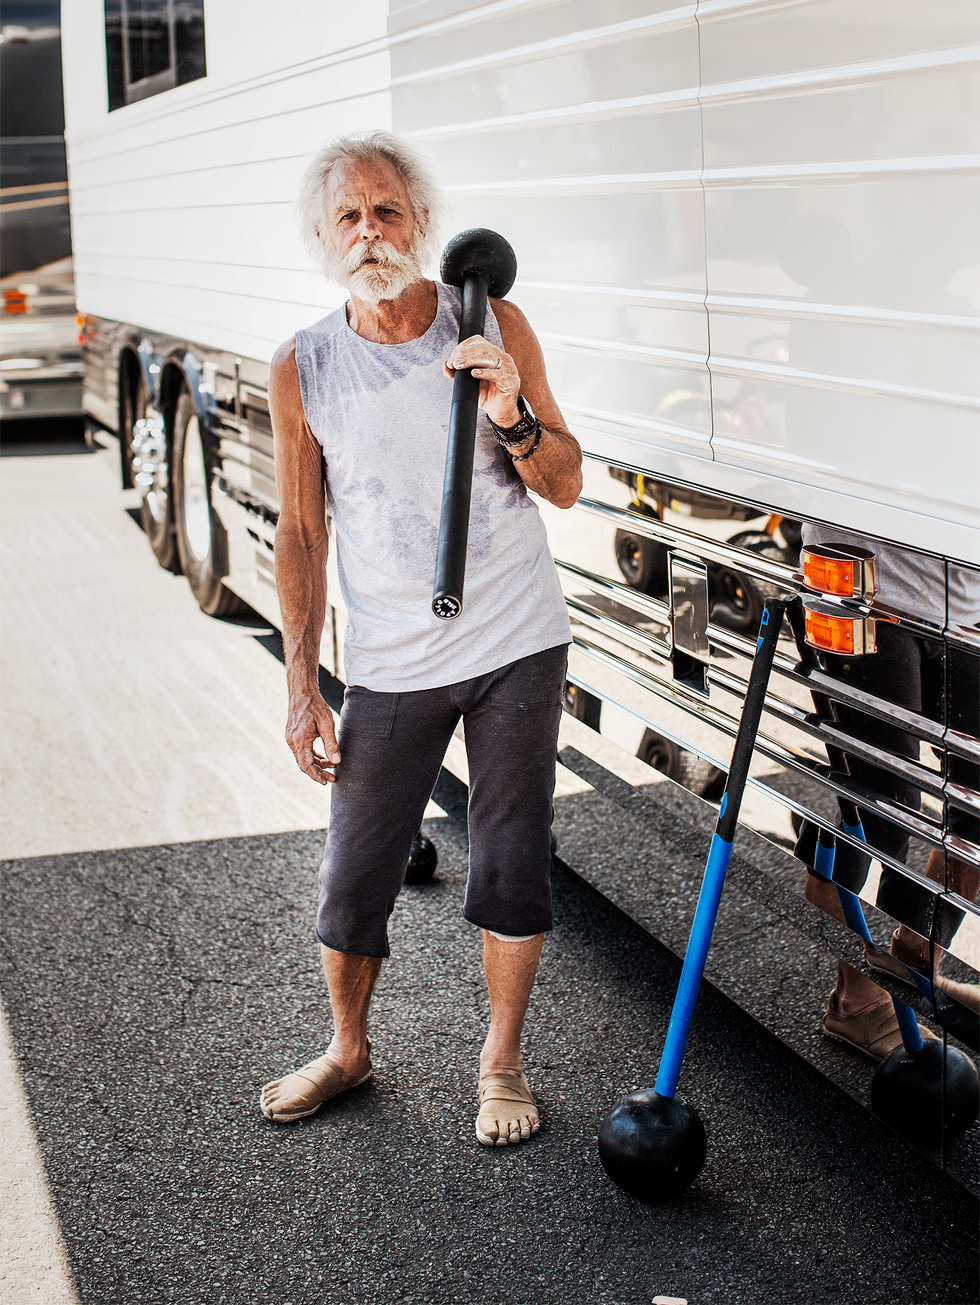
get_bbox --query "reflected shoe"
[821,993,937,1062]
[937,976,980,1016]
[864,931,921,988]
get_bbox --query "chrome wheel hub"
[131,409,169,524]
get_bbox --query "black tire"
[563,681,602,730]
[172,390,248,617]
[638,729,727,801]
[613,503,669,596]
[404,833,438,884]
[709,564,764,634]
[709,530,784,635]
[118,364,142,489]
[727,529,788,557]
[778,517,803,560]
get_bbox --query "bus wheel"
[614,503,669,596]
[132,394,181,574]
[638,729,727,801]
[172,390,248,617]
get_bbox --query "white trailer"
[62,0,979,1130]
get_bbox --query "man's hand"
[445,334,522,430]
[285,690,341,785]
[444,305,583,509]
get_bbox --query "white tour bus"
[62,0,979,1161]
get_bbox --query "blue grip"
[839,810,933,999]
[813,837,835,879]
[655,833,733,1099]
[891,997,924,1054]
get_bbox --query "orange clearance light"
[75,313,86,327]
[804,599,876,656]
[801,544,876,601]
[4,290,28,315]
[803,551,854,597]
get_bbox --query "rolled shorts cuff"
[315,929,390,961]
[461,910,553,937]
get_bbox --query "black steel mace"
[431,228,517,620]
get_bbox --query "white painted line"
[0,1003,79,1304]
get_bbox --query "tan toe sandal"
[475,1071,540,1147]
[260,1039,373,1123]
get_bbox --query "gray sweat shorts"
[316,643,569,958]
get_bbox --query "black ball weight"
[870,1039,979,1145]
[440,229,517,301]
[598,1089,707,1202]
[404,833,438,884]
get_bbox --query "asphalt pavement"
[1,426,978,1305]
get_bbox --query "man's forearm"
[510,424,583,509]
[275,534,329,697]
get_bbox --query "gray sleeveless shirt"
[293,282,571,692]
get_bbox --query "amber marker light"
[803,598,876,655]
[801,544,876,602]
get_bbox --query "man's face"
[317,157,426,304]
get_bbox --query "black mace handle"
[432,229,517,620]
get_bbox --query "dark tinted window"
[0,1,72,275]
[105,0,205,111]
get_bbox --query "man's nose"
[358,216,382,240]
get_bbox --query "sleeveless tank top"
[293,282,571,692]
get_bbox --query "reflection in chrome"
[131,409,168,524]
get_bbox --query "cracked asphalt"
[2,429,978,1304]
[2,820,978,1305]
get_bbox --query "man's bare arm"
[446,299,583,509]
[270,338,340,784]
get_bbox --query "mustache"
[340,239,417,277]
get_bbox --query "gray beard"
[325,237,424,304]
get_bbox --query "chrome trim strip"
[567,638,947,879]
[555,558,671,628]
[566,597,672,670]
[574,494,793,585]
[709,663,945,804]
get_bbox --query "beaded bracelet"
[510,424,543,461]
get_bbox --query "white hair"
[297,130,445,285]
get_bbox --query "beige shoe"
[260,1038,373,1123]
[937,975,980,1015]
[865,929,928,988]
[475,1071,540,1147]
[821,994,937,1062]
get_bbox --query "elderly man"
[260,131,582,1146]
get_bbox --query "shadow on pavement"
[1,819,977,1305]
[0,414,90,456]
